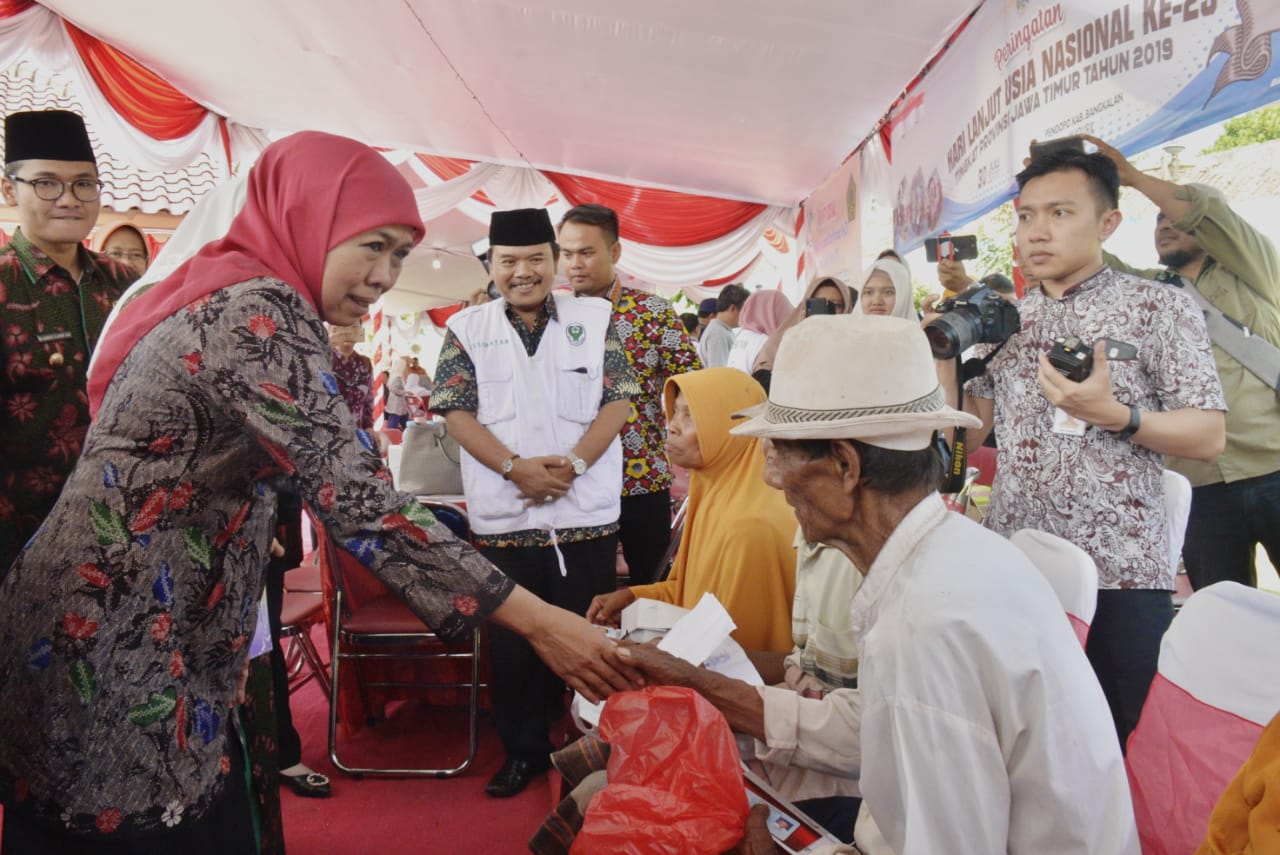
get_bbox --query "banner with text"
[887,0,1280,252]
[805,152,864,286]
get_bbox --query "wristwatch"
[1113,405,1141,440]
[568,454,588,476]
[501,455,520,480]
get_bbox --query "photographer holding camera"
[938,148,1226,748]
[1087,135,1280,595]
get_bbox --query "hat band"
[764,385,946,425]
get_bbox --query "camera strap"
[943,355,971,494]
[942,339,1010,494]
[1160,271,1280,396]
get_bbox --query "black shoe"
[282,770,331,798]
[484,757,543,798]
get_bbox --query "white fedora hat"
[731,314,981,450]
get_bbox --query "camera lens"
[925,316,968,359]
[924,321,958,359]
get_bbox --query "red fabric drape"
[63,21,208,140]
[702,253,759,287]
[544,170,766,247]
[0,0,33,18]
[425,302,466,327]
[415,154,495,206]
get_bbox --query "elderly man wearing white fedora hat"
[619,313,1138,855]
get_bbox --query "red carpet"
[281,641,555,854]
[0,639,558,855]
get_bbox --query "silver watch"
[568,454,588,476]
[501,455,519,480]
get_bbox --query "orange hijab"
[629,367,797,652]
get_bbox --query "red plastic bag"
[572,686,749,855]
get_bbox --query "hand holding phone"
[925,234,978,263]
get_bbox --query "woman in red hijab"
[0,132,632,852]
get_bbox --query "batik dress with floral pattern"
[0,278,513,839]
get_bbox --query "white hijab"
[859,258,915,320]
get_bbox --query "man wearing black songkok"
[432,208,638,797]
[0,110,137,568]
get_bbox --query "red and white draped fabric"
[403,154,796,294]
[368,307,387,429]
[1125,582,1280,855]
[0,2,266,172]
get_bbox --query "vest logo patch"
[566,323,586,346]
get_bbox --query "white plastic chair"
[1009,529,1098,648]
[1126,582,1280,855]
[1163,469,1193,607]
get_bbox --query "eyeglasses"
[10,175,105,202]
[106,249,148,262]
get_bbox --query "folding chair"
[279,589,330,695]
[653,496,688,584]
[317,500,481,777]
[1009,529,1098,648]
[1125,582,1280,855]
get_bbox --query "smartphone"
[804,297,838,317]
[1029,135,1086,161]
[924,234,978,263]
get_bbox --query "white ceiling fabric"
[404,154,792,289]
[41,0,979,207]
[0,5,225,170]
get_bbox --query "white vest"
[446,294,622,536]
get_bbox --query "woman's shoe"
[282,770,331,798]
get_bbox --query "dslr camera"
[924,285,1020,360]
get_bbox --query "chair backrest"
[1126,582,1280,855]
[1009,529,1098,648]
[967,444,997,487]
[1162,469,1192,575]
[308,502,472,616]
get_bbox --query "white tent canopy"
[45,0,975,207]
[6,2,977,310]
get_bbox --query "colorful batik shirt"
[0,278,514,838]
[432,294,639,547]
[0,229,136,569]
[603,284,701,496]
[330,348,374,429]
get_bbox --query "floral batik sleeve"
[195,280,513,641]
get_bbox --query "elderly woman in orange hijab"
[587,367,797,653]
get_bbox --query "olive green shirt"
[1106,184,1280,487]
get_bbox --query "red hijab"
[88,131,424,415]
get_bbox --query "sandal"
[282,770,331,798]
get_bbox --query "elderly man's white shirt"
[756,494,1137,855]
